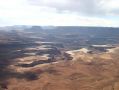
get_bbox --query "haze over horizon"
[1,1,119,89]
[0,0,119,27]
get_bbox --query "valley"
[0,26,119,90]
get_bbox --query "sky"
[0,0,119,27]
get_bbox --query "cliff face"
[6,48,119,90]
[1,27,119,90]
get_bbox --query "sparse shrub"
[23,72,38,80]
